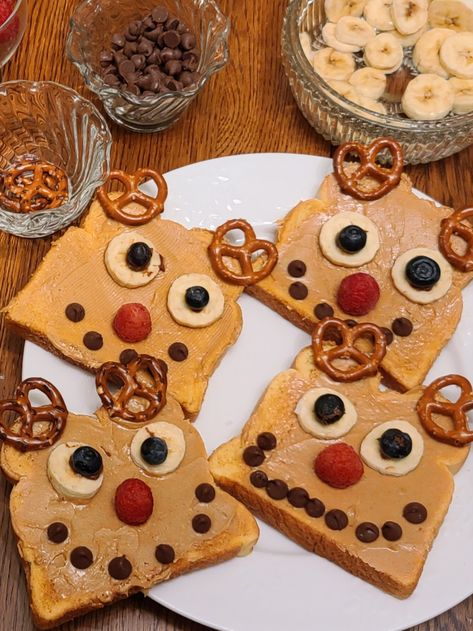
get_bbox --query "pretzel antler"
[439,208,473,272]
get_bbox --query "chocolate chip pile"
[99,5,201,97]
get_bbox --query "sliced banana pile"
[298,0,473,118]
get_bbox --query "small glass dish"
[0,81,112,238]
[282,0,473,165]
[66,0,230,133]
[0,0,28,79]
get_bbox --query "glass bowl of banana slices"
[282,0,473,164]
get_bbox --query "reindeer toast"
[4,169,276,419]
[210,317,472,598]
[247,139,473,392]
[0,354,258,629]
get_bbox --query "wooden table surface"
[0,0,472,629]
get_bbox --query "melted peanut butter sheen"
[5,197,243,418]
[234,349,469,589]
[253,174,473,391]
[0,397,250,611]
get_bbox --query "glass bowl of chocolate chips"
[67,0,230,132]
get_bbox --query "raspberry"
[0,1,19,45]
[113,303,151,343]
[337,273,380,316]
[115,478,153,525]
[314,443,364,489]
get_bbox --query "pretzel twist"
[96,354,167,423]
[312,317,387,382]
[0,378,67,451]
[208,218,278,285]
[0,160,68,213]
[97,168,168,226]
[333,138,403,201]
[439,208,473,272]
[417,374,473,447]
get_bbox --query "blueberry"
[314,394,345,425]
[185,285,210,311]
[379,428,412,459]
[405,255,441,290]
[141,437,168,465]
[337,225,367,253]
[70,446,103,479]
[126,242,153,270]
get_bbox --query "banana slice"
[360,420,424,476]
[325,0,367,22]
[322,22,361,53]
[413,28,456,78]
[391,23,428,47]
[313,47,356,81]
[440,32,473,78]
[364,0,394,31]
[130,422,186,476]
[105,231,162,288]
[428,0,473,32]
[167,273,225,328]
[364,33,404,73]
[295,387,358,439]
[327,79,361,103]
[299,31,315,64]
[319,211,380,267]
[48,443,104,500]
[391,0,428,35]
[335,16,375,47]
[349,67,387,98]
[391,247,453,303]
[449,76,473,112]
[358,95,388,113]
[402,73,454,118]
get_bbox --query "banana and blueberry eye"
[392,247,452,304]
[295,387,357,439]
[319,211,380,267]
[360,420,423,476]
[130,421,185,475]
[105,231,163,288]
[47,442,104,500]
[167,273,224,327]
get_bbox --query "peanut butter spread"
[251,174,473,391]
[5,197,243,418]
[0,395,249,614]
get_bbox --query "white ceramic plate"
[23,154,473,631]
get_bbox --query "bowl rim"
[283,0,473,132]
[0,79,112,221]
[66,0,231,106]
[0,0,26,31]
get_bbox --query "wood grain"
[0,0,472,629]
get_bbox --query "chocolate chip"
[143,15,156,29]
[250,470,268,488]
[128,20,144,37]
[266,479,288,500]
[314,302,334,320]
[287,260,306,278]
[305,498,325,518]
[144,27,162,42]
[108,555,132,579]
[179,71,194,87]
[111,33,125,49]
[163,30,180,48]
[182,51,199,72]
[164,59,182,76]
[147,49,162,65]
[256,432,277,451]
[381,327,394,345]
[123,41,138,57]
[325,509,348,530]
[155,544,175,564]
[382,521,402,541]
[289,282,308,300]
[180,32,196,50]
[102,64,118,75]
[137,38,154,56]
[392,317,413,337]
[161,47,178,63]
[152,6,169,23]
[287,487,309,508]
[65,302,85,322]
[47,522,68,543]
[165,16,180,30]
[192,514,211,533]
[119,349,138,364]
[100,50,114,65]
[70,546,93,569]
[345,319,357,328]
[131,54,146,69]
[356,522,379,543]
[83,331,103,351]
[168,342,188,361]
[126,83,141,96]
[243,445,265,467]
[195,483,215,503]
[403,502,427,524]
[164,78,183,91]
[104,73,121,87]
[118,59,136,77]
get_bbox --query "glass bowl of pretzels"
[0,81,112,238]
[282,0,473,164]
